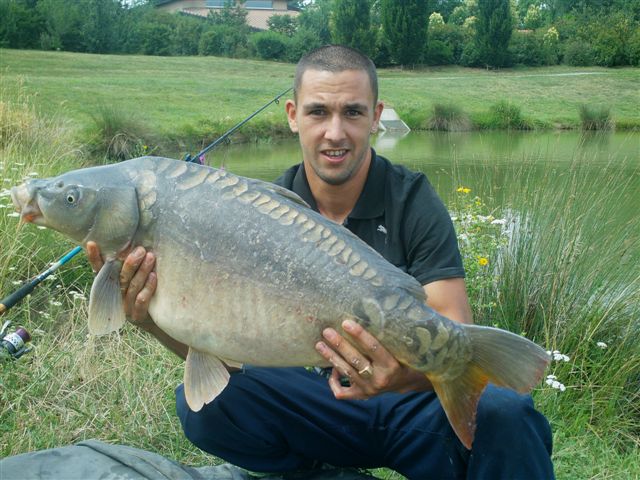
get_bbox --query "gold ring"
[358,364,373,378]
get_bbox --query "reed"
[427,103,471,131]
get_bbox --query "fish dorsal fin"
[261,182,310,209]
[184,348,230,412]
[88,259,126,335]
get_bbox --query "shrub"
[83,105,154,162]
[563,40,597,66]
[428,103,471,131]
[286,27,322,63]
[579,104,613,131]
[481,101,531,130]
[250,31,289,61]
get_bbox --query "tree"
[0,0,45,49]
[297,0,332,45]
[331,0,375,56]
[267,14,297,37]
[474,0,513,67]
[380,0,430,66]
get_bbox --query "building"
[156,1,299,31]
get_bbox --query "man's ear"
[371,101,385,134]
[285,99,299,133]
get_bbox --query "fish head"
[11,169,140,255]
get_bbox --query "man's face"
[286,69,384,186]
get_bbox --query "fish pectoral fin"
[88,259,126,336]
[184,348,230,412]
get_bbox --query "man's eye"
[346,110,362,117]
[309,109,325,116]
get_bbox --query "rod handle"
[0,281,37,316]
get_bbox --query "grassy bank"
[1,57,639,478]
[0,49,639,158]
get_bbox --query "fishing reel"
[0,320,32,362]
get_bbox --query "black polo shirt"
[274,149,465,286]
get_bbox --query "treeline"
[1,0,639,67]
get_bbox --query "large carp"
[11,156,549,449]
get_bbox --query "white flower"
[49,300,63,306]
[545,375,566,391]
[547,350,570,362]
[491,218,506,225]
[7,212,19,217]
[12,280,22,285]
[596,341,608,349]
[45,275,57,281]
[37,226,47,230]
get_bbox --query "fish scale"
[10,156,550,450]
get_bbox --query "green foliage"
[267,14,297,37]
[578,104,613,131]
[426,22,466,64]
[509,30,559,66]
[297,0,332,45]
[0,0,45,49]
[428,103,471,131]
[198,25,247,58]
[286,27,323,63]
[474,0,513,67]
[250,30,289,61]
[474,101,532,130]
[331,0,375,57]
[83,104,154,163]
[380,0,430,66]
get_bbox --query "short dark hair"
[294,45,378,105]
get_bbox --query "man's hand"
[315,319,432,400]
[85,242,156,327]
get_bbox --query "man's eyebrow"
[302,102,370,112]
[302,102,326,112]
[344,103,369,112]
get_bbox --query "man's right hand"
[86,241,157,327]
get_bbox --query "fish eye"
[65,189,79,205]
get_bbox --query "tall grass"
[427,103,471,131]
[579,104,614,131]
[452,154,640,477]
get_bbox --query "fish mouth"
[10,184,42,224]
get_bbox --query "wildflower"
[545,375,566,392]
[7,212,19,217]
[596,341,608,349]
[547,350,570,362]
[49,300,63,306]
[12,280,21,285]
[456,186,471,194]
[45,275,57,281]
[491,218,506,225]
[37,226,47,230]
[478,257,489,266]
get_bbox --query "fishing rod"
[183,86,292,164]
[1,87,293,319]
[0,246,83,317]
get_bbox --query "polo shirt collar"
[291,148,386,219]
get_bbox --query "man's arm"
[424,277,473,325]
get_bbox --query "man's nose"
[324,114,346,142]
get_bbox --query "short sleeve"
[402,176,465,285]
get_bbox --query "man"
[86,45,554,478]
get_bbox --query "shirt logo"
[377,225,387,235]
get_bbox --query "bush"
[286,27,322,63]
[579,104,613,131]
[509,30,559,66]
[250,30,289,61]
[199,25,247,57]
[428,103,471,131]
[563,40,597,66]
[475,101,532,130]
[83,104,154,162]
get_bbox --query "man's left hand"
[315,319,432,400]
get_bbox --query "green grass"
[0,49,638,153]
[1,54,639,478]
[579,103,614,131]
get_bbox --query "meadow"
[1,50,639,478]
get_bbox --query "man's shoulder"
[375,153,433,199]
[273,164,300,188]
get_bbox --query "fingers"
[85,241,104,273]
[341,319,394,364]
[120,247,156,324]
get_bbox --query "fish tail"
[429,325,550,450]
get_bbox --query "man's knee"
[477,385,552,452]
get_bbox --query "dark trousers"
[176,366,554,479]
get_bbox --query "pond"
[199,130,639,206]
[198,130,639,269]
